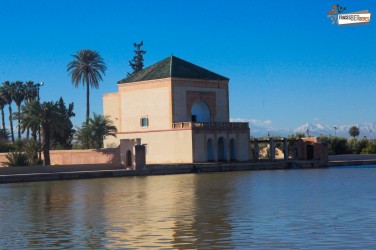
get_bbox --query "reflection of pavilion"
[103,56,250,164]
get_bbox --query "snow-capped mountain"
[247,122,376,138]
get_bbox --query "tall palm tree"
[24,81,38,139]
[12,81,26,140]
[0,95,6,137]
[0,81,15,142]
[16,100,65,165]
[24,81,38,101]
[67,49,107,123]
[15,100,39,141]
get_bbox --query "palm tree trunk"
[26,128,30,139]
[1,107,5,136]
[8,105,14,142]
[86,83,90,124]
[42,123,51,165]
[17,106,21,141]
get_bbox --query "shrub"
[361,141,376,154]
[4,151,29,167]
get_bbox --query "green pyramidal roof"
[118,56,229,84]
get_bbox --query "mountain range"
[247,122,376,138]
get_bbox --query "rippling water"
[1,167,376,249]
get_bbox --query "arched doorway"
[230,138,236,161]
[218,137,226,161]
[207,138,215,162]
[126,150,132,167]
[191,100,211,122]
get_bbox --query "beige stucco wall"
[115,129,193,164]
[103,92,120,130]
[172,78,229,123]
[118,79,172,132]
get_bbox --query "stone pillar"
[253,139,259,160]
[135,145,146,171]
[283,138,288,160]
[297,139,303,160]
[119,139,128,167]
[269,138,275,161]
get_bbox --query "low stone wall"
[0,148,120,167]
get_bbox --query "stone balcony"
[172,122,249,131]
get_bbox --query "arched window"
[230,138,237,161]
[218,137,227,161]
[207,138,215,162]
[191,100,211,122]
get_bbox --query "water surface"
[1,167,376,249]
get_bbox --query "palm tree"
[0,95,7,137]
[24,81,38,139]
[16,100,65,165]
[15,100,39,141]
[67,49,107,123]
[75,113,117,149]
[90,113,117,148]
[349,125,360,138]
[12,81,26,140]
[0,81,15,142]
[24,81,38,101]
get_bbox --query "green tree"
[51,97,75,149]
[11,81,26,140]
[349,125,360,138]
[347,137,369,154]
[24,81,38,101]
[67,49,107,123]
[0,81,15,142]
[362,140,376,154]
[16,100,65,165]
[24,81,38,139]
[75,113,117,149]
[128,41,146,75]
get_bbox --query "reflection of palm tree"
[16,101,65,165]
[67,49,107,123]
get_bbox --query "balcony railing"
[172,122,249,130]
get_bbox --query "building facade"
[103,56,250,164]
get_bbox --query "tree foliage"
[67,49,107,123]
[128,41,146,76]
[0,81,15,142]
[51,97,75,149]
[0,80,40,142]
[75,113,117,149]
[348,125,360,138]
[15,100,67,165]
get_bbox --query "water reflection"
[1,168,376,249]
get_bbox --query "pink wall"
[0,148,120,167]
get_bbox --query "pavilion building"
[103,56,250,165]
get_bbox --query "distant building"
[103,56,250,165]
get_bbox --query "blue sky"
[0,0,375,132]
